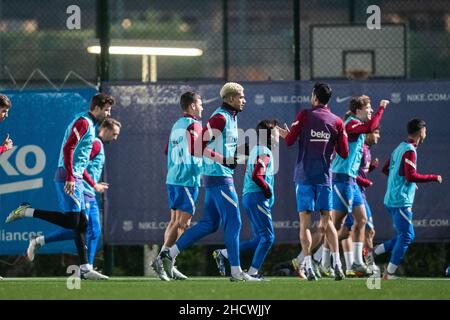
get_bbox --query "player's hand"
[3,133,13,151]
[380,100,390,109]
[94,182,109,193]
[277,123,290,139]
[371,158,379,168]
[437,175,443,183]
[263,189,272,199]
[64,181,75,196]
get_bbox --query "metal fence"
[0,0,449,89]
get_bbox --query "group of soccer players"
[3,92,121,280]
[151,81,442,282]
[1,80,443,281]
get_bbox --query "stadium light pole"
[87,40,204,82]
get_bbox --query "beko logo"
[310,129,330,141]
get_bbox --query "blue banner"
[0,88,97,255]
[103,81,450,245]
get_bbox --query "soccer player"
[213,120,280,279]
[0,94,13,154]
[25,118,121,272]
[339,128,381,277]
[5,93,114,280]
[280,83,349,281]
[158,82,259,281]
[374,119,442,279]
[0,93,13,280]
[151,91,203,281]
[331,95,388,276]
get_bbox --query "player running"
[151,91,203,281]
[25,118,121,273]
[5,93,114,280]
[374,119,442,279]
[213,120,281,280]
[157,83,259,281]
[280,83,349,281]
[330,95,388,276]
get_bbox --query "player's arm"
[186,122,203,157]
[251,154,272,199]
[284,110,307,146]
[403,151,441,183]
[82,140,108,193]
[335,118,349,159]
[63,118,89,183]
[356,175,373,188]
[201,114,226,163]
[346,103,387,135]
[382,157,390,176]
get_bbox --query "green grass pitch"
[1,277,449,300]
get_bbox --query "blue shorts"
[55,180,85,212]
[295,184,332,212]
[343,192,373,230]
[167,184,199,215]
[332,182,364,214]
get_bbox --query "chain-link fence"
[0,0,449,89]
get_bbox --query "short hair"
[256,119,279,147]
[313,83,332,105]
[344,95,371,120]
[90,93,115,111]
[407,119,426,135]
[180,91,200,112]
[220,82,244,99]
[100,117,121,130]
[0,94,11,109]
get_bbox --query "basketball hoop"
[346,69,370,80]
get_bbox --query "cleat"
[367,264,380,276]
[334,265,345,281]
[151,256,170,281]
[305,268,318,281]
[345,269,357,278]
[172,266,188,280]
[319,264,335,278]
[230,272,261,282]
[160,250,174,278]
[312,259,322,278]
[250,274,270,281]
[382,272,399,280]
[5,203,30,224]
[26,236,41,262]
[81,269,109,280]
[352,262,371,277]
[291,258,307,279]
[212,249,227,276]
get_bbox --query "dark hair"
[0,94,11,109]
[100,117,122,130]
[344,95,371,120]
[407,119,426,135]
[313,83,332,105]
[90,93,115,111]
[256,119,279,149]
[180,91,200,112]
